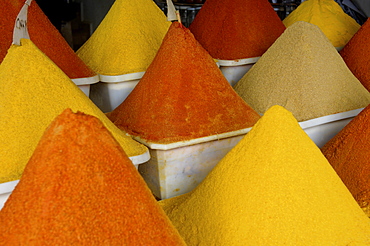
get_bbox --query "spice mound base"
[137,127,252,199]
[300,108,363,148]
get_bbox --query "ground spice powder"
[0,39,147,184]
[321,105,370,217]
[0,109,186,245]
[107,22,261,144]
[340,18,370,92]
[76,0,171,76]
[234,21,370,122]
[159,105,370,245]
[188,0,286,60]
[0,0,96,80]
[283,0,360,48]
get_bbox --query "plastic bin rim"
[0,180,19,195]
[217,57,260,66]
[99,72,145,83]
[298,107,364,130]
[132,127,252,150]
[71,75,100,85]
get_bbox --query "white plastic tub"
[89,72,145,113]
[136,128,252,200]
[218,57,260,86]
[71,75,100,97]
[0,151,149,210]
[299,108,363,148]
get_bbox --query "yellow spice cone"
[283,0,360,47]
[76,0,171,76]
[160,105,370,245]
[0,39,148,183]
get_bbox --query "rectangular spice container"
[0,180,19,210]
[71,75,100,97]
[90,72,145,113]
[299,108,364,148]
[136,128,252,200]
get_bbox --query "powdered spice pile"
[340,18,370,92]
[0,39,147,184]
[76,0,171,76]
[188,0,286,60]
[0,109,186,245]
[283,0,360,48]
[0,0,96,80]
[107,22,261,144]
[321,105,370,217]
[159,105,370,245]
[234,21,370,122]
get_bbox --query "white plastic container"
[218,57,260,86]
[0,151,149,210]
[0,180,19,210]
[89,72,145,113]
[71,75,100,97]
[299,108,363,148]
[136,128,252,200]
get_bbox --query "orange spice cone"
[0,109,186,245]
[107,22,261,144]
[321,104,370,217]
[0,0,97,80]
[188,0,286,60]
[340,18,370,92]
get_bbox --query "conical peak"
[234,21,370,122]
[0,109,185,245]
[160,105,370,245]
[108,22,261,144]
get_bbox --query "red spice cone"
[188,0,286,60]
[321,104,370,217]
[0,0,96,80]
[0,109,186,245]
[108,22,261,144]
[340,18,370,92]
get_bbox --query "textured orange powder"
[321,105,370,217]
[340,18,370,92]
[0,0,96,79]
[107,22,261,144]
[188,0,286,60]
[0,109,185,245]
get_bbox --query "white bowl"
[218,57,260,86]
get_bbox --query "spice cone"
[0,0,97,80]
[159,105,370,245]
[321,105,370,217]
[188,0,286,60]
[340,18,370,92]
[0,39,147,184]
[283,0,360,48]
[234,21,370,122]
[0,109,185,245]
[107,22,261,144]
[76,0,171,76]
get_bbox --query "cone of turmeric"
[340,18,370,92]
[188,0,286,60]
[0,38,148,184]
[234,21,370,122]
[283,0,360,48]
[0,0,97,81]
[76,0,171,76]
[107,22,261,144]
[0,109,185,245]
[321,105,370,217]
[159,105,370,245]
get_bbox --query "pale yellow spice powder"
[283,0,360,48]
[233,21,370,122]
[76,0,171,76]
[0,39,148,183]
[160,105,370,245]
